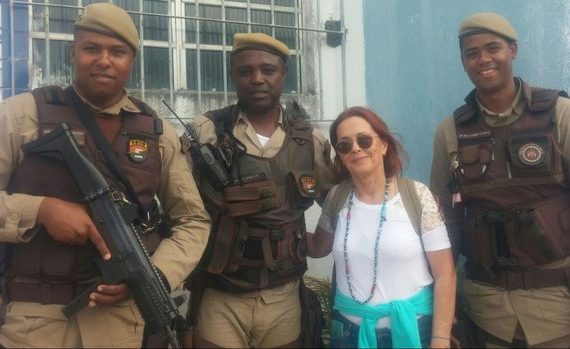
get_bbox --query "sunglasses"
[335,134,378,154]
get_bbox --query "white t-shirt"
[317,180,450,328]
[256,133,270,147]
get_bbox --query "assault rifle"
[162,100,231,191]
[22,123,185,348]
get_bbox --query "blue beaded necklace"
[343,178,391,304]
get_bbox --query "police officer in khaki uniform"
[430,12,570,348]
[0,3,210,347]
[188,33,337,348]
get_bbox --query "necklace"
[343,178,390,304]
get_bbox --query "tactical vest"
[4,86,163,303]
[197,105,319,292]
[453,80,570,289]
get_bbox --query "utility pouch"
[288,170,320,209]
[513,196,570,264]
[223,178,277,202]
[224,198,279,217]
[206,216,239,274]
[463,208,497,270]
[11,228,83,280]
[223,178,279,217]
[457,143,493,182]
[272,228,307,276]
[507,133,553,177]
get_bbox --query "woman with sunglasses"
[307,106,456,348]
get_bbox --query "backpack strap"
[329,179,353,232]
[398,177,422,237]
[399,177,433,275]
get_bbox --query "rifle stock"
[22,123,184,348]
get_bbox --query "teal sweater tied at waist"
[334,286,433,348]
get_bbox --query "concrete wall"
[363,0,570,183]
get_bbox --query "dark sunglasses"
[335,134,378,154]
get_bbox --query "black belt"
[467,266,570,290]
[5,281,92,305]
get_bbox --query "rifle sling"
[64,87,145,217]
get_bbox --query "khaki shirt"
[430,87,570,345]
[191,107,337,301]
[0,88,211,347]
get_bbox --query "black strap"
[63,87,145,217]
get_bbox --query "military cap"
[232,33,290,60]
[74,3,139,52]
[458,12,518,42]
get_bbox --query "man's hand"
[89,283,131,307]
[37,197,111,260]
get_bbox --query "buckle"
[269,229,284,241]
[272,260,283,271]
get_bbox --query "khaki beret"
[459,12,517,42]
[74,3,139,52]
[232,33,290,60]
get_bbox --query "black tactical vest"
[453,79,570,289]
[5,86,163,298]
[196,105,319,292]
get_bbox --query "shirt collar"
[476,81,525,119]
[72,83,141,116]
[236,107,284,127]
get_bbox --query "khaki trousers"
[473,321,570,348]
[195,281,301,348]
[0,300,144,348]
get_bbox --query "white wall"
[306,0,365,281]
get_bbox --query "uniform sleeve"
[0,93,45,243]
[151,119,211,290]
[429,116,464,258]
[312,127,339,205]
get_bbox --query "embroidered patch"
[299,174,317,196]
[518,143,544,166]
[128,139,149,162]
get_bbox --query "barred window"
[29,0,301,94]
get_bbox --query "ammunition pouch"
[205,218,307,290]
[458,141,494,183]
[223,178,279,217]
[464,195,570,283]
[512,196,570,265]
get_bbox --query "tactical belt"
[467,266,570,290]
[5,281,92,305]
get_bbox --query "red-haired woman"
[308,107,456,348]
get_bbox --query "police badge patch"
[299,174,318,196]
[128,139,149,162]
[518,143,544,166]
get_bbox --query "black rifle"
[22,123,184,348]
[162,100,231,191]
